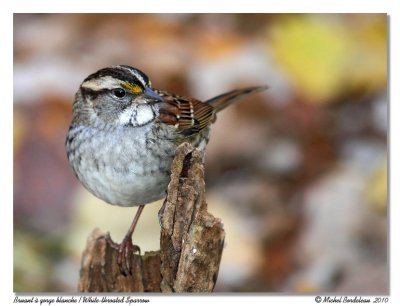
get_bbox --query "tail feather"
[206,85,268,112]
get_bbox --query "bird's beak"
[143,88,163,104]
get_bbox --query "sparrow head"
[74,65,163,128]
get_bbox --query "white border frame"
[4,1,398,305]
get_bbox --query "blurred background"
[13,13,387,293]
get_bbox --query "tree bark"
[78,143,225,292]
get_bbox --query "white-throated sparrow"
[66,65,267,274]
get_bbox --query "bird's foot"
[116,236,141,276]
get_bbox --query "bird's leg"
[117,205,144,275]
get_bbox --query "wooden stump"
[78,143,225,292]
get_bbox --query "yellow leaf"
[268,15,387,104]
[366,161,387,214]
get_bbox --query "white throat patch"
[118,104,155,127]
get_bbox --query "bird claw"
[117,236,141,276]
[103,205,144,275]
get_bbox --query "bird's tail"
[206,85,268,112]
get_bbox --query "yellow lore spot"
[122,82,143,93]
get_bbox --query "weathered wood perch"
[78,143,225,292]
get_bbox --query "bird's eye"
[113,88,126,98]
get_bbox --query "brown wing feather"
[156,90,215,136]
[156,86,267,136]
